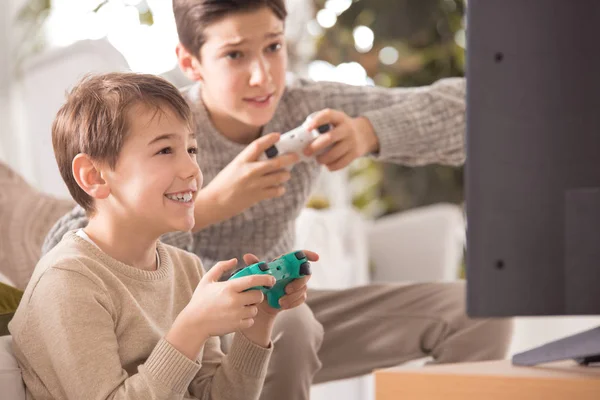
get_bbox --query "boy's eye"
[226,51,242,60]
[188,146,198,155]
[267,42,282,52]
[157,147,172,155]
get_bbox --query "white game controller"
[260,113,333,165]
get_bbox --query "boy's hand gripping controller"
[228,251,312,309]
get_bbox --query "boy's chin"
[241,108,277,127]
[154,217,195,237]
[168,217,195,233]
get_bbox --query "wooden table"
[374,359,600,400]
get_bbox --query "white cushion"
[368,203,465,283]
[0,336,26,400]
[295,207,370,290]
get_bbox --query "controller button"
[258,262,269,271]
[299,262,311,276]
[294,251,306,260]
[317,124,331,134]
[265,145,279,158]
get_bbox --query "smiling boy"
[9,72,315,400]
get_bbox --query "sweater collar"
[65,231,173,281]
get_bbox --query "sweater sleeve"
[11,267,201,400]
[296,76,466,166]
[188,333,272,400]
[185,255,273,400]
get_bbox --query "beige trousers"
[225,280,513,400]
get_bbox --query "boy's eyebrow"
[148,132,197,145]
[220,31,284,49]
[265,31,284,39]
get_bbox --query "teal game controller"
[228,251,312,309]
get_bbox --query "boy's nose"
[179,153,201,181]
[249,58,270,86]
[195,167,204,190]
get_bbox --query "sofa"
[0,161,75,397]
[0,161,75,290]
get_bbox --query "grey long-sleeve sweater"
[43,76,466,269]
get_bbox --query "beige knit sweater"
[9,231,272,400]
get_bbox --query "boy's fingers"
[242,253,260,266]
[285,277,309,294]
[305,127,343,155]
[243,305,259,319]
[258,170,291,189]
[300,250,319,262]
[229,274,276,292]
[327,152,355,172]
[315,141,350,165]
[306,108,345,131]
[242,132,281,162]
[285,283,307,295]
[280,292,308,309]
[203,258,238,283]
[239,291,264,306]
[254,153,299,174]
[281,289,307,304]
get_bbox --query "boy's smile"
[243,92,276,109]
[165,187,197,207]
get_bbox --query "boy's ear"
[176,43,203,82]
[72,154,110,200]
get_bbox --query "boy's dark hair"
[52,72,192,214]
[173,0,287,57]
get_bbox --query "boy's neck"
[84,215,159,271]
[201,91,263,145]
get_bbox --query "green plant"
[311,0,466,218]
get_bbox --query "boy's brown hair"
[52,72,192,213]
[172,0,287,57]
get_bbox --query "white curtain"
[1,0,33,183]
[0,1,14,165]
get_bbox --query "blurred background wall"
[2,0,466,221]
